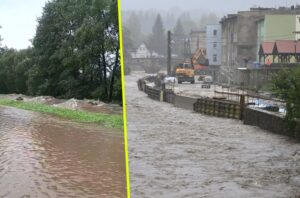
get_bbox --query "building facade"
[220,14,238,68]
[257,14,300,62]
[190,30,206,54]
[220,7,300,69]
[131,43,151,58]
[131,43,161,59]
[206,24,222,66]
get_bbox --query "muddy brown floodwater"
[0,106,125,198]
[126,71,300,198]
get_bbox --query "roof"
[259,42,275,54]
[220,14,237,23]
[259,40,300,55]
[133,42,150,51]
[274,40,300,54]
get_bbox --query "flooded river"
[0,106,125,197]
[126,72,300,198]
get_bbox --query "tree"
[271,67,300,136]
[124,12,143,47]
[14,48,34,93]
[179,12,197,34]
[0,49,17,93]
[0,0,121,102]
[122,26,133,75]
[0,48,33,94]
[173,19,185,57]
[207,12,219,24]
[199,14,208,29]
[0,25,3,52]
[148,14,166,56]
[30,0,85,97]
[29,0,121,101]
[198,13,219,29]
[75,0,120,101]
[0,25,2,44]
[107,0,121,102]
[173,19,185,38]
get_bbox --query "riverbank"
[0,99,123,129]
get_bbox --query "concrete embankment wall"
[174,95,198,111]
[244,107,286,134]
[144,85,161,101]
[243,107,300,140]
[163,89,175,104]
[138,78,299,139]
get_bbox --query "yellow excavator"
[175,39,195,84]
[175,60,195,84]
[175,39,208,84]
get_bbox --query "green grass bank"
[0,99,123,129]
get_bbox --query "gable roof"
[274,40,300,54]
[259,41,275,55]
[259,40,300,55]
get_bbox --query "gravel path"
[126,72,300,198]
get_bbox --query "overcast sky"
[1,0,299,49]
[0,0,47,49]
[121,0,299,14]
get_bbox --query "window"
[213,54,217,62]
[213,29,217,36]
[213,42,217,48]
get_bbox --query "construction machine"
[192,48,209,66]
[175,39,210,84]
[175,39,195,84]
[192,48,213,83]
[175,61,195,84]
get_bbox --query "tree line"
[0,0,121,102]
[123,10,219,52]
[122,10,219,74]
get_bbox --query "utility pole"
[167,30,171,76]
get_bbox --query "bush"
[271,66,300,136]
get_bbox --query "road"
[126,71,300,198]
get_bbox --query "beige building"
[220,7,300,68]
[190,30,206,53]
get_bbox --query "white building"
[131,43,162,58]
[131,43,150,58]
[206,24,222,66]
